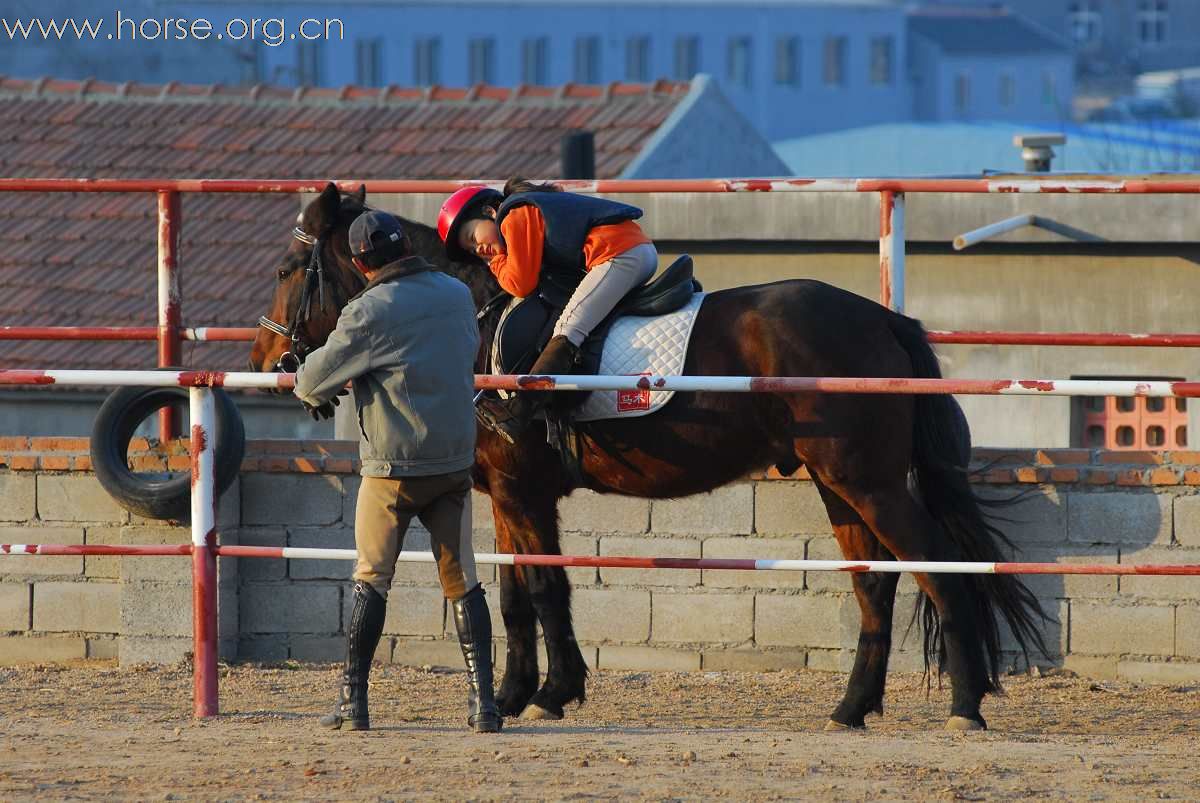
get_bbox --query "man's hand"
[303,401,337,421]
[301,388,349,421]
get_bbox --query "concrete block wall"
[3,438,1200,684]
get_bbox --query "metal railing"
[3,368,1200,718]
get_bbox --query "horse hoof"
[945,716,985,732]
[521,704,563,721]
[824,720,865,732]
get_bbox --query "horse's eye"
[277,269,289,282]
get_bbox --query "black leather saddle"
[493,254,701,377]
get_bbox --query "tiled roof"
[0,76,691,370]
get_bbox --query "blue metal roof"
[909,10,1070,55]
[774,121,1200,176]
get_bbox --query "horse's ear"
[352,184,366,206]
[316,182,340,227]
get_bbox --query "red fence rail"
[3,175,1200,385]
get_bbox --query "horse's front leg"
[491,507,539,717]
[490,486,587,720]
[495,561,539,718]
[522,562,587,719]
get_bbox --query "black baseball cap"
[348,210,408,258]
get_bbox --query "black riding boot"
[320,581,386,731]
[451,585,503,733]
[477,335,580,444]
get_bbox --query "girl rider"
[438,179,657,443]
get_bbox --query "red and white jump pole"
[6,543,1200,577]
[3,370,1200,398]
[157,190,182,442]
[213,547,1200,576]
[0,327,257,341]
[189,387,219,717]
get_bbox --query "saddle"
[492,254,701,378]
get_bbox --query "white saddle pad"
[575,293,707,422]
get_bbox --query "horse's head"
[250,182,368,373]
[251,181,509,381]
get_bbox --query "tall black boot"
[320,581,386,731]
[477,335,580,445]
[451,585,503,733]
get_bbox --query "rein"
[257,226,330,372]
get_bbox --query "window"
[727,37,752,87]
[468,38,495,84]
[1074,389,1187,449]
[355,38,383,87]
[869,36,893,85]
[999,74,1016,107]
[675,36,700,80]
[823,36,846,86]
[296,40,321,85]
[1042,70,1057,105]
[414,37,440,85]
[574,36,600,83]
[1137,0,1168,45]
[626,35,651,82]
[521,37,549,84]
[954,72,971,114]
[1067,1,1102,45]
[774,36,799,86]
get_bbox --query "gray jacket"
[294,257,480,478]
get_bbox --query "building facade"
[918,0,1200,90]
[173,0,911,141]
[5,2,1082,138]
[908,8,1076,123]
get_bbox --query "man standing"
[294,209,500,734]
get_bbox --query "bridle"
[259,219,509,391]
[257,226,329,373]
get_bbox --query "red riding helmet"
[438,186,503,261]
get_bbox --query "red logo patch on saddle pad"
[617,374,652,412]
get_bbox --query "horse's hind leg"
[811,477,900,730]
[489,485,588,720]
[817,474,993,730]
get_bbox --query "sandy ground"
[1,661,1198,801]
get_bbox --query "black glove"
[301,388,349,421]
[303,401,337,421]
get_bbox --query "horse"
[250,183,1047,731]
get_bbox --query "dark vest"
[495,192,643,284]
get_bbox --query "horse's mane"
[335,193,502,310]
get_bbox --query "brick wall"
[2,438,1199,684]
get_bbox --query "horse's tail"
[887,312,1050,689]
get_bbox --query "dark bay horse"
[251,184,1047,731]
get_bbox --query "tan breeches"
[352,469,478,601]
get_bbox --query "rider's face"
[458,214,503,261]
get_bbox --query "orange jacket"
[487,206,652,298]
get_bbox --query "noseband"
[257,226,329,372]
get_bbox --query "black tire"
[90,386,246,521]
